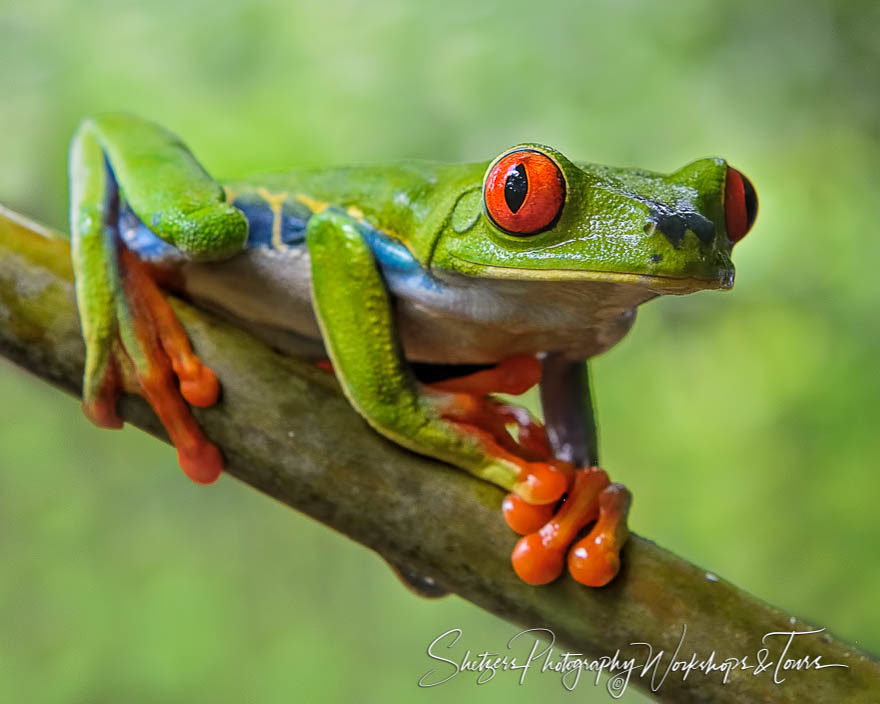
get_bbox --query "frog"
[68,113,757,589]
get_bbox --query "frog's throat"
[447,259,734,294]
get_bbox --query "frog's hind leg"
[539,352,599,467]
[70,115,244,484]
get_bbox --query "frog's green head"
[435,144,757,294]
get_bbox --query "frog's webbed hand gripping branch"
[69,114,757,588]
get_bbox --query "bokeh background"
[1,1,878,701]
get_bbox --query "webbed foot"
[84,244,223,484]
[511,470,630,587]
[426,356,571,506]
[427,356,631,587]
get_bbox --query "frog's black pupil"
[504,164,528,213]
[742,173,758,229]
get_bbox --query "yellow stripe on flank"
[256,187,289,250]
[295,193,329,214]
[346,205,365,221]
[223,185,238,204]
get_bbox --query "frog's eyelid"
[724,167,758,244]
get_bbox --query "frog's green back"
[226,160,488,263]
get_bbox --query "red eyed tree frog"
[68,114,757,588]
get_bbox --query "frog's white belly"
[180,247,653,364]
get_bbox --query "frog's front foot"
[426,357,631,587]
[510,471,630,587]
[82,244,223,484]
[426,356,571,506]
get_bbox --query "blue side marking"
[118,197,440,296]
[118,207,180,261]
[236,199,275,247]
[232,195,309,249]
[352,211,443,293]
[232,198,308,248]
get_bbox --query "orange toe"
[511,532,566,585]
[83,398,123,429]
[510,468,609,585]
[512,459,571,505]
[502,492,557,535]
[568,483,631,587]
[177,440,224,485]
[179,364,220,407]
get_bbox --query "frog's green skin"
[68,113,754,588]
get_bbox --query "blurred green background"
[1,0,878,701]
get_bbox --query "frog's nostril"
[725,167,758,244]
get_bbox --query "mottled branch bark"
[0,205,876,703]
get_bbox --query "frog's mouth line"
[448,259,734,294]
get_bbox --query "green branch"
[0,204,876,702]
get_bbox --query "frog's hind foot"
[82,242,223,485]
[118,247,222,483]
[119,249,220,410]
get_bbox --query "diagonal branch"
[0,204,877,703]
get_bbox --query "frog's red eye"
[484,149,565,236]
[724,167,758,245]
